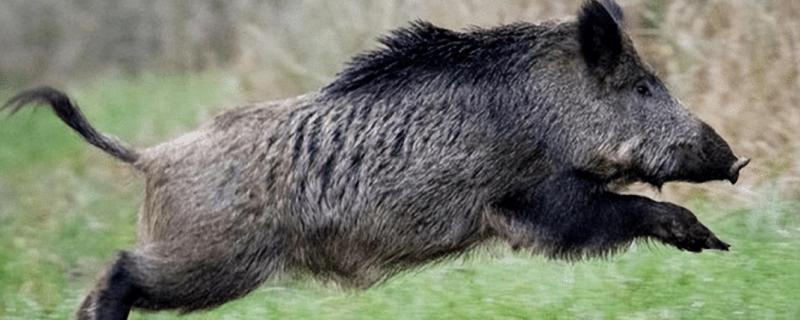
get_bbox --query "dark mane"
[322,20,540,97]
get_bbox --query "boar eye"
[635,83,652,97]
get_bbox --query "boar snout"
[660,122,748,185]
[695,122,749,184]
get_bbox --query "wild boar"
[2,0,748,319]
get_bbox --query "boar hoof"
[649,205,730,252]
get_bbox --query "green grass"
[1,75,798,320]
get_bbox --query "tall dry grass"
[0,0,240,83]
[1,0,797,201]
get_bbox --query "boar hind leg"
[77,243,286,319]
[76,252,139,320]
[489,173,729,258]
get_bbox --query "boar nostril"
[728,157,751,184]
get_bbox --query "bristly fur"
[1,1,742,319]
[323,20,540,98]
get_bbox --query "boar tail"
[2,87,140,164]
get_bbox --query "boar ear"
[578,0,625,76]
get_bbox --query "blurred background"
[0,0,798,319]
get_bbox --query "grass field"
[0,75,798,319]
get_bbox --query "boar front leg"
[638,200,730,252]
[488,174,729,258]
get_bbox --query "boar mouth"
[577,134,750,189]
[640,156,750,188]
